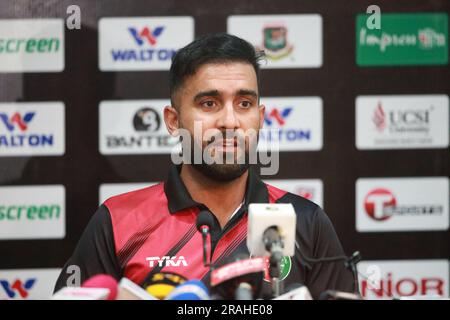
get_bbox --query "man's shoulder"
[265,183,321,219]
[102,182,167,222]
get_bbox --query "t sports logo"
[364,188,396,221]
[0,112,35,132]
[0,278,36,299]
[128,26,164,46]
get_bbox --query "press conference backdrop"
[0,0,449,300]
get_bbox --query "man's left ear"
[163,105,180,136]
[259,104,265,129]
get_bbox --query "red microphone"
[81,274,118,300]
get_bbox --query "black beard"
[191,161,250,182]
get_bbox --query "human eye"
[201,100,217,109]
[238,100,253,108]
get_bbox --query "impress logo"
[356,177,449,232]
[0,19,64,72]
[0,102,65,157]
[0,279,36,299]
[356,13,448,66]
[258,97,322,151]
[99,17,194,71]
[128,26,164,46]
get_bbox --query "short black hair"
[169,33,264,108]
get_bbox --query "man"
[54,33,354,299]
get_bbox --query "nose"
[217,102,240,130]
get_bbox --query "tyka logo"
[128,26,164,46]
[264,107,293,126]
[0,278,36,299]
[0,112,35,132]
[364,188,396,221]
[146,256,188,268]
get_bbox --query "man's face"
[165,61,265,181]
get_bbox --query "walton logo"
[0,278,36,299]
[372,103,386,132]
[146,256,188,268]
[264,107,293,127]
[364,188,396,221]
[261,106,311,142]
[128,26,164,46]
[0,112,35,132]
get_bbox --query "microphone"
[273,283,313,300]
[319,290,363,300]
[82,274,118,300]
[247,203,296,297]
[116,277,157,300]
[165,280,210,300]
[196,210,214,267]
[210,255,265,300]
[52,274,118,300]
[144,272,187,299]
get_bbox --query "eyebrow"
[193,89,258,102]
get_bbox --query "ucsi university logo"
[0,278,36,299]
[128,26,164,46]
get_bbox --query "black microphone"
[196,210,214,267]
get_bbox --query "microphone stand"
[263,226,285,298]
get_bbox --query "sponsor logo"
[99,183,157,204]
[258,97,322,151]
[99,100,179,155]
[0,279,36,299]
[0,185,65,240]
[0,19,64,72]
[356,95,449,150]
[264,179,323,208]
[0,102,65,157]
[146,256,188,268]
[358,260,449,300]
[356,13,448,66]
[0,269,61,299]
[263,256,292,282]
[356,177,449,232]
[262,106,311,142]
[228,14,322,68]
[99,17,194,71]
[257,24,293,60]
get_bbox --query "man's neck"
[180,164,248,228]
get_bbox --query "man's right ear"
[163,106,180,136]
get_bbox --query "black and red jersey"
[54,165,354,299]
